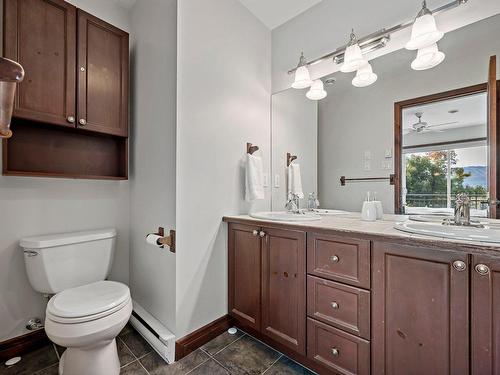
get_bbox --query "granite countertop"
[223,212,500,255]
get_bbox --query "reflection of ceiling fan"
[405,112,459,134]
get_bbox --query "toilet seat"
[47,281,130,324]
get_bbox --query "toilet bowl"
[44,280,132,375]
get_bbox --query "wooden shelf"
[3,119,128,180]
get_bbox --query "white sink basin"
[250,211,321,222]
[313,209,349,216]
[395,221,500,243]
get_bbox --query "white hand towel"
[245,153,264,201]
[288,163,304,199]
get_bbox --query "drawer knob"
[79,118,87,126]
[331,348,340,357]
[331,302,339,309]
[259,231,266,238]
[330,255,340,263]
[475,264,490,276]
[452,260,467,271]
[252,230,259,237]
[67,116,75,123]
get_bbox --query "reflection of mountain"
[453,166,487,187]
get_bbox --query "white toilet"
[20,229,132,375]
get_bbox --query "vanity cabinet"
[228,223,307,355]
[372,241,469,374]
[471,255,500,374]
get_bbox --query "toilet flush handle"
[23,250,39,257]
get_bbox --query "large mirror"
[271,14,500,217]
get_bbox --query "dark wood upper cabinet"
[77,10,129,137]
[261,227,306,355]
[372,241,469,375]
[3,0,77,127]
[471,254,500,374]
[228,223,262,331]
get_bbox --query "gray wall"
[272,89,317,210]
[129,0,177,333]
[0,0,131,341]
[318,15,500,213]
[176,0,271,338]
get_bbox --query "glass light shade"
[340,43,368,73]
[411,43,445,70]
[405,13,444,50]
[352,63,378,87]
[306,79,327,100]
[292,66,313,89]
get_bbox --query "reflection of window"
[403,145,488,216]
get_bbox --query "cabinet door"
[261,227,306,355]
[77,10,129,137]
[228,223,262,331]
[372,242,469,375]
[3,0,76,127]
[471,255,500,374]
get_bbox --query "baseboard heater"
[129,300,175,364]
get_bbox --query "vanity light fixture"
[291,52,313,89]
[352,62,378,87]
[406,0,444,50]
[340,30,368,73]
[306,79,327,100]
[411,43,445,70]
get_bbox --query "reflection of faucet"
[285,193,300,214]
[454,193,471,226]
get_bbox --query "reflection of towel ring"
[0,57,25,139]
[287,152,297,167]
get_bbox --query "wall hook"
[287,152,297,167]
[247,142,259,155]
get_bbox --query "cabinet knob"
[475,264,490,276]
[259,231,266,238]
[452,260,467,272]
[79,119,87,126]
[331,348,340,357]
[80,66,86,72]
[330,255,340,263]
[331,302,339,309]
[67,116,75,123]
[252,230,259,237]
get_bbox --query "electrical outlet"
[364,150,372,160]
[364,161,371,171]
[385,148,392,159]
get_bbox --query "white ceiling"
[237,0,323,29]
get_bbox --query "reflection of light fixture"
[0,57,24,139]
[341,30,368,73]
[433,172,441,176]
[306,79,327,100]
[406,0,444,50]
[291,52,313,89]
[352,63,378,87]
[411,43,445,70]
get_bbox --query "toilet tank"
[20,229,117,294]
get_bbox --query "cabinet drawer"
[307,233,370,288]
[307,318,370,375]
[307,276,370,339]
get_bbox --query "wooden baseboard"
[175,315,234,361]
[0,329,50,361]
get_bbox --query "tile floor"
[1,324,316,374]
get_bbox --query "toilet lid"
[47,281,130,320]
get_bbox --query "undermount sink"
[250,211,322,222]
[395,221,500,243]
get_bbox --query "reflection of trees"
[406,151,487,208]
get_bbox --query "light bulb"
[291,52,312,89]
[341,30,368,73]
[406,1,444,50]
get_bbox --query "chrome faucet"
[285,193,301,214]
[454,193,471,226]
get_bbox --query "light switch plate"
[364,150,372,160]
[263,173,269,187]
[274,174,280,188]
[385,148,392,159]
[364,161,371,171]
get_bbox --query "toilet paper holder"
[148,227,176,253]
